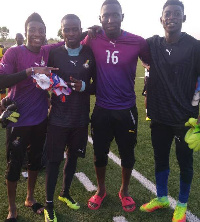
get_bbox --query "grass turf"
[0,61,199,222]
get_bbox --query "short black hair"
[25,12,46,32]
[0,45,4,48]
[61,14,81,25]
[163,0,184,13]
[15,33,23,38]
[101,0,122,10]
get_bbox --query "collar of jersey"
[102,29,126,40]
[65,44,83,56]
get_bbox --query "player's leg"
[44,124,68,221]
[5,126,30,220]
[24,118,47,214]
[114,106,138,212]
[172,126,193,222]
[140,121,173,212]
[88,106,113,210]
[59,126,88,210]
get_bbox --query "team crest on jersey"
[40,56,45,66]
[83,60,90,69]
[12,137,21,146]
[34,56,45,67]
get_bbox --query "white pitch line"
[88,136,200,222]
[75,172,97,192]
[113,216,128,222]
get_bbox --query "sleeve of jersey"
[80,31,88,42]
[0,48,27,88]
[81,35,91,46]
[43,41,64,54]
[47,49,54,67]
[139,38,151,65]
[195,40,200,76]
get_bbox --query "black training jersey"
[147,33,200,126]
[47,45,96,128]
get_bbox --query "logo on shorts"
[129,130,135,133]
[12,137,20,146]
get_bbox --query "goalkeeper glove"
[185,118,200,152]
[0,98,20,128]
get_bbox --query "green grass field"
[0,61,199,222]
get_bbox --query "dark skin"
[25,21,58,76]
[161,6,200,123]
[142,5,186,119]
[160,5,186,43]
[99,3,124,39]
[87,4,124,39]
[5,20,58,220]
[61,18,82,49]
[25,21,46,53]
[61,18,83,91]
[15,33,24,46]
[88,3,134,212]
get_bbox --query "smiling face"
[61,18,82,49]
[26,21,46,52]
[99,3,124,39]
[161,4,186,35]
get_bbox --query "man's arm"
[0,67,58,89]
[194,40,200,75]
[85,58,96,95]
[0,71,27,88]
[139,38,151,66]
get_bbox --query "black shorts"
[6,118,47,181]
[45,124,88,162]
[91,105,138,168]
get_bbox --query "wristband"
[80,81,85,92]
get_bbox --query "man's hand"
[26,67,59,77]
[87,25,102,39]
[67,76,83,92]
[142,61,150,71]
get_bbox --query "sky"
[1,0,200,40]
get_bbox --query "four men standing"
[0,0,199,222]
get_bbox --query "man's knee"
[27,147,43,171]
[94,154,108,167]
[121,157,135,169]
[6,160,21,181]
[28,155,42,171]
